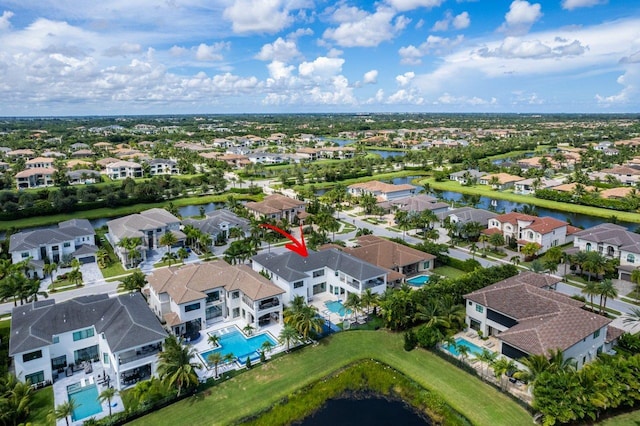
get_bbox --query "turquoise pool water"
[443,337,485,358]
[67,382,102,421]
[324,300,351,316]
[407,275,430,286]
[201,327,277,364]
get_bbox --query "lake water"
[318,137,354,147]
[433,190,636,230]
[296,396,431,426]
[368,150,406,159]
[90,202,224,229]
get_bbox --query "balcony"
[363,278,385,289]
[118,343,162,365]
[258,298,280,310]
[346,280,360,290]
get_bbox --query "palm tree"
[260,340,275,357]
[96,248,109,268]
[476,348,498,379]
[157,335,201,397]
[492,357,516,390]
[469,242,478,260]
[43,262,58,281]
[243,324,255,336]
[207,334,220,348]
[394,210,411,240]
[457,344,470,364]
[343,292,362,319]
[631,268,640,299]
[622,307,640,327]
[360,288,379,316]
[161,251,178,267]
[582,280,599,312]
[118,270,147,293]
[98,387,118,417]
[176,247,189,264]
[597,279,618,315]
[207,352,224,378]
[198,233,213,254]
[514,354,553,391]
[488,233,505,251]
[118,237,142,268]
[159,231,178,254]
[50,399,78,426]
[67,267,83,287]
[279,324,300,351]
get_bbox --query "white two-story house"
[252,248,388,304]
[147,261,284,337]
[104,160,143,180]
[464,272,620,369]
[347,180,416,202]
[147,158,179,176]
[9,293,168,390]
[9,219,96,277]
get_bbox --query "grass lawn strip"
[129,331,531,426]
[423,178,640,224]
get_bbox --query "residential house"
[147,158,179,175]
[245,194,307,223]
[9,218,97,278]
[342,235,435,282]
[66,169,101,185]
[147,261,284,337]
[438,207,498,231]
[9,293,168,390]
[25,157,55,169]
[551,182,597,194]
[464,272,618,369]
[449,169,486,185]
[478,173,522,190]
[319,146,356,159]
[590,166,640,185]
[107,208,184,267]
[105,160,143,180]
[485,212,574,254]
[572,223,640,281]
[347,180,416,202]
[599,187,634,199]
[513,178,563,195]
[379,194,449,216]
[252,248,388,304]
[6,149,35,159]
[71,149,94,158]
[15,168,55,189]
[296,147,319,161]
[182,209,250,246]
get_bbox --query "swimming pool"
[443,337,485,358]
[200,326,277,365]
[324,300,351,316]
[407,275,430,286]
[67,382,102,422]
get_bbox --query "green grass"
[433,266,466,279]
[130,331,531,426]
[600,409,640,425]
[48,278,81,292]
[28,387,54,426]
[423,178,640,224]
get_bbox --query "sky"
[0,0,639,116]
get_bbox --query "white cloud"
[169,46,188,57]
[435,93,495,105]
[453,12,470,29]
[0,10,14,31]
[386,88,424,104]
[620,51,640,64]
[562,0,607,11]
[477,37,587,59]
[103,42,142,57]
[499,0,543,35]
[323,6,406,47]
[596,68,639,106]
[298,56,344,78]
[255,37,300,62]
[399,35,464,64]
[396,71,415,86]
[326,48,343,58]
[415,19,425,29]
[363,70,378,84]
[288,28,313,39]
[195,42,229,61]
[267,60,295,80]
[384,0,445,12]
[223,0,302,34]
[432,14,451,31]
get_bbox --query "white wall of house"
[11,240,77,264]
[563,326,607,369]
[573,237,619,259]
[619,249,640,270]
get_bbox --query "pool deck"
[189,319,285,382]
[310,292,353,326]
[52,363,124,426]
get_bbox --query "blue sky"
[0,0,638,116]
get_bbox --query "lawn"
[423,178,640,224]
[433,266,466,279]
[600,410,640,425]
[130,331,532,426]
[29,387,54,426]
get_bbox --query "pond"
[433,190,637,231]
[368,150,406,159]
[89,202,225,229]
[318,137,355,147]
[296,396,431,426]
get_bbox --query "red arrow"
[259,224,308,258]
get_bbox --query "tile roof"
[573,223,640,251]
[15,167,55,178]
[147,260,284,305]
[245,194,305,215]
[9,293,167,356]
[348,180,416,193]
[182,210,250,236]
[344,235,435,271]
[464,272,610,355]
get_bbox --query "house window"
[423,261,430,269]
[25,371,44,385]
[21,252,29,258]
[63,242,71,248]
[586,243,592,252]
[232,291,240,299]
[22,350,43,362]
[74,345,99,363]
[103,353,109,365]
[468,301,472,306]
[51,355,66,370]
[312,269,324,278]
[206,292,220,303]
[232,308,240,318]
[53,336,59,344]
[475,305,484,313]
[627,254,635,264]
[185,302,201,312]
[293,281,304,289]
[72,328,95,341]
[593,329,601,339]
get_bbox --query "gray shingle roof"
[9,293,167,356]
[573,223,640,251]
[252,248,387,282]
[182,210,249,236]
[9,219,94,253]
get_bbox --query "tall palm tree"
[279,324,301,351]
[514,354,553,391]
[622,307,640,328]
[50,399,79,426]
[98,387,118,417]
[176,247,189,264]
[207,334,220,348]
[582,281,599,312]
[476,348,498,379]
[157,335,201,397]
[118,270,147,293]
[343,292,362,319]
[159,231,178,254]
[597,279,618,315]
[118,237,143,268]
[360,288,379,316]
[207,352,224,378]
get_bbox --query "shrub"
[404,330,417,351]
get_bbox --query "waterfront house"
[245,194,307,223]
[347,180,416,202]
[485,212,573,254]
[513,178,563,195]
[15,168,55,189]
[182,209,250,246]
[147,158,179,175]
[449,169,486,185]
[105,160,143,180]
[478,173,522,190]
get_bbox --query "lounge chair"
[89,376,95,385]
[484,342,495,348]
[81,378,86,387]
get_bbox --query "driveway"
[80,262,104,285]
